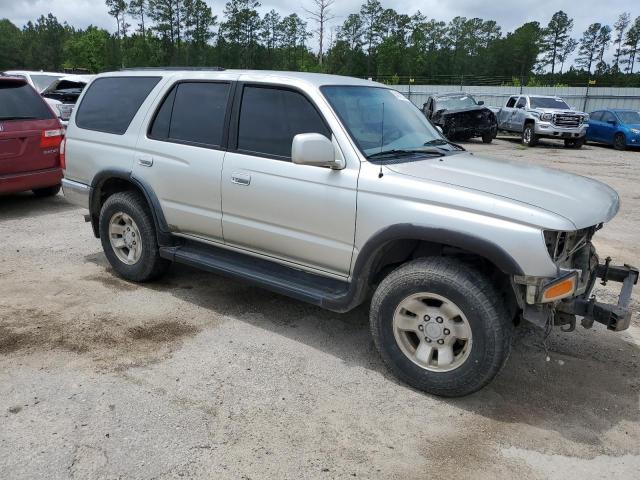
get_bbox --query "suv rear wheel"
[370,257,513,397]
[99,191,170,282]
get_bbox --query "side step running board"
[159,240,351,308]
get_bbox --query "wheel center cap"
[123,230,134,246]
[425,323,443,340]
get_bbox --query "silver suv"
[62,69,637,397]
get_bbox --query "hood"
[623,123,640,130]
[385,152,619,230]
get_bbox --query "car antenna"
[378,103,385,178]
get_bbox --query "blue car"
[587,109,640,150]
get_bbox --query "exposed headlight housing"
[583,114,590,122]
[541,113,553,121]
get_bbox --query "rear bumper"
[559,262,638,331]
[0,168,62,195]
[61,178,91,209]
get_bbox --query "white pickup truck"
[495,94,589,148]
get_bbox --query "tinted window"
[0,82,54,120]
[150,82,230,146]
[589,111,603,121]
[506,97,517,108]
[601,111,616,123]
[76,76,160,135]
[238,86,330,159]
[515,97,527,108]
[529,97,570,109]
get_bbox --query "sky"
[1,0,638,55]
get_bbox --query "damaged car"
[422,92,497,143]
[41,74,94,126]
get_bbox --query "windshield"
[321,86,445,157]
[530,97,570,109]
[616,111,640,124]
[436,95,477,110]
[30,74,62,92]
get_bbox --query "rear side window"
[0,82,54,120]
[149,82,230,146]
[75,76,160,135]
[506,97,517,108]
[237,86,330,159]
[589,111,603,121]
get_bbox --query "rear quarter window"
[0,82,54,120]
[75,76,160,135]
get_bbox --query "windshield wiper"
[366,148,444,160]
[423,138,465,151]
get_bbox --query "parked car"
[421,93,497,143]
[2,70,65,92]
[0,76,64,197]
[41,74,94,126]
[586,109,640,150]
[62,69,637,397]
[495,95,588,148]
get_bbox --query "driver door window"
[515,97,527,109]
[220,85,358,276]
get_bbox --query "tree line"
[1,0,639,86]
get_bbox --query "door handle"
[138,156,153,167]
[231,173,251,186]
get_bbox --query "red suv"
[0,77,64,197]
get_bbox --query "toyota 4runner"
[62,69,638,397]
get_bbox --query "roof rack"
[120,66,225,71]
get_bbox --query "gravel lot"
[1,136,639,479]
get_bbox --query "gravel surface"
[1,136,639,479]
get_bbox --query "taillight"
[40,129,64,149]
[60,136,67,170]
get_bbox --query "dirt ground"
[1,136,639,479]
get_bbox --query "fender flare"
[89,169,171,244]
[322,224,524,313]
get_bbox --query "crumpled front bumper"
[559,261,638,331]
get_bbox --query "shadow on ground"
[0,192,77,222]
[83,255,640,448]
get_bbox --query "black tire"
[482,131,493,143]
[370,257,513,397]
[99,191,170,282]
[521,123,538,147]
[564,137,585,149]
[613,133,627,151]
[32,184,61,197]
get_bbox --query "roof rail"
[120,66,225,72]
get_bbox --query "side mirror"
[516,105,524,109]
[292,133,342,169]
[477,100,485,105]
[435,125,444,134]
[607,120,617,125]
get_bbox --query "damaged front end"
[513,225,638,332]
[434,107,497,139]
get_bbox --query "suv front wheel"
[99,191,170,282]
[370,257,513,397]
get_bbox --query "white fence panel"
[393,85,640,112]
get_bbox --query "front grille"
[553,114,582,128]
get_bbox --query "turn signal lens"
[540,273,578,303]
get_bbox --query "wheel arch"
[324,224,524,313]
[89,169,172,245]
